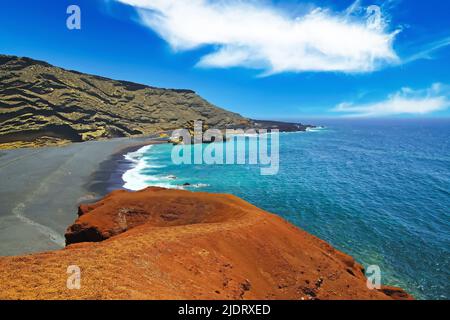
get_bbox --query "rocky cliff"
[0,54,250,149]
[0,187,412,300]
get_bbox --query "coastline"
[1,124,445,299]
[0,129,415,300]
[85,138,168,197]
[0,135,164,256]
[0,186,413,300]
[0,128,306,257]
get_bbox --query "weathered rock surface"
[0,187,412,300]
[0,54,250,149]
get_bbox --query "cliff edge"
[0,187,412,300]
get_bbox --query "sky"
[0,0,449,119]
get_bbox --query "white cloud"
[403,36,450,64]
[115,0,399,74]
[333,83,450,117]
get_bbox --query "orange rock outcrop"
[0,187,412,300]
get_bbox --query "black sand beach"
[0,136,161,256]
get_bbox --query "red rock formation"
[0,187,412,300]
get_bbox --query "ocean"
[121,118,450,300]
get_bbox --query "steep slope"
[0,187,412,300]
[0,54,250,148]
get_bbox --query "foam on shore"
[122,145,178,191]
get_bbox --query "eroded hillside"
[0,55,249,148]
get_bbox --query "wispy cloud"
[333,83,450,117]
[115,0,399,74]
[402,36,450,64]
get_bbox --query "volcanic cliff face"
[0,54,249,149]
[0,187,412,300]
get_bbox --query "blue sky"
[0,0,449,119]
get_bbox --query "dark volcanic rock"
[379,286,414,300]
[250,119,315,132]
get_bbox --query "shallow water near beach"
[122,119,450,299]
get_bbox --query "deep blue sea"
[122,119,450,299]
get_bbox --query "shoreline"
[0,129,417,299]
[112,128,326,192]
[84,139,167,198]
[0,135,165,256]
[0,128,306,257]
[0,186,413,300]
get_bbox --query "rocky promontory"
[0,54,313,149]
[0,187,412,300]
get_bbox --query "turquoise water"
[123,119,450,299]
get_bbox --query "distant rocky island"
[0,187,412,300]
[0,54,313,149]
